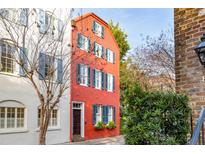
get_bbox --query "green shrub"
[106,121,116,129]
[123,84,191,145]
[94,121,104,130]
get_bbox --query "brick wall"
[175,8,205,125]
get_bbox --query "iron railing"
[189,108,205,144]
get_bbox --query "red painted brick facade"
[70,13,120,141]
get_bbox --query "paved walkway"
[66,135,125,145]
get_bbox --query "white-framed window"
[94,42,103,58]
[93,21,104,38]
[107,74,114,92]
[0,42,16,74]
[79,64,89,86]
[0,107,25,129]
[77,34,90,52]
[45,54,55,80]
[96,106,102,123]
[38,108,59,128]
[106,49,114,63]
[95,70,102,89]
[108,106,113,123]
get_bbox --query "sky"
[73,8,174,52]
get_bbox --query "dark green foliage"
[109,20,130,61]
[123,84,191,145]
[94,121,104,130]
[106,121,116,129]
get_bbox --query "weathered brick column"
[175,8,205,128]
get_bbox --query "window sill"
[0,128,28,134]
[79,47,89,53]
[0,72,20,78]
[79,83,88,87]
[36,127,61,132]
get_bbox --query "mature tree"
[109,20,130,61]
[0,8,75,144]
[131,29,175,91]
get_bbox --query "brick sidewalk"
[64,135,125,145]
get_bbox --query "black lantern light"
[195,34,205,67]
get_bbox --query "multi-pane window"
[107,74,114,92]
[108,106,113,123]
[93,21,104,38]
[45,54,55,80]
[96,106,101,123]
[0,107,25,129]
[79,64,89,86]
[0,43,16,73]
[95,70,102,89]
[77,34,90,52]
[94,43,103,58]
[106,49,114,63]
[38,108,58,127]
[93,105,116,125]
[0,108,5,129]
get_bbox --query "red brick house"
[70,13,120,142]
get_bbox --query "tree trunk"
[38,108,50,145]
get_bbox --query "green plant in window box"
[94,121,104,130]
[106,121,116,129]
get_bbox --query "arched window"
[0,100,26,130]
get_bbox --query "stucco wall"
[0,8,72,144]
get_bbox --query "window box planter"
[105,121,116,129]
[94,121,105,130]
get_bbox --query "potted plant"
[106,121,116,129]
[94,121,104,130]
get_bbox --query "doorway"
[72,102,84,142]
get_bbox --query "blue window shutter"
[101,72,104,90]
[92,21,96,32]
[19,47,27,76]
[93,42,96,55]
[113,52,115,64]
[113,107,116,124]
[19,48,28,76]
[106,49,108,60]
[113,75,115,92]
[39,9,45,33]
[101,46,104,58]
[57,58,63,83]
[92,69,95,88]
[77,33,81,48]
[105,73,108,90]
[39,52,45,80]
[102,106,106,124]
[101,26,104,38]
[88,39,91,52]
[20,9,28,26]
[105,106,109,124]
[92,105,97,125]
[88,66,90,87]
[77,64,81,84]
